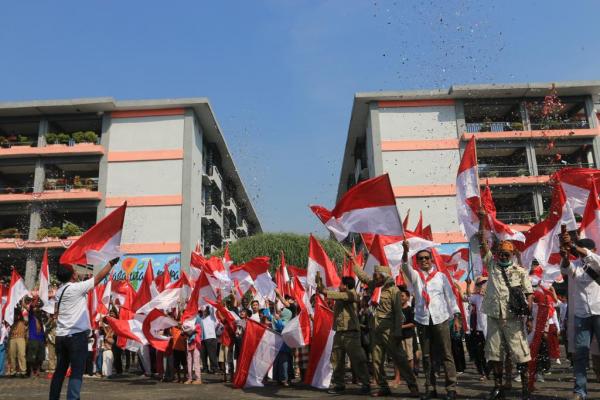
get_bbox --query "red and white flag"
[38,249,54,314]
[276,252,291,297]
[233,319,284,388]
[230,257,276,301]
[282,310,312,348]
[519,183,577,270]
[96,276,112,316]
[111,279,135,310]
[579,181,600,246]
[310,174,404,241]
[202,256,232,294]
[131,261,155,312]
[307,235,340,289]
[442,248,470,281]
[1,269,29,326]
[155,265,171,293]
[142,309,179,352]
[106,315,147,345]
[414,211,424,236]
[223,244,234,273]
[287,265,308,288]
[554,167,600,214]
[181,277,202,331]
[291,276,313,315]
[364,234,390,277]
[422,225,433,241]
[87,286,98,329]
[60,202,126,267]
[197,272,217,307]
[136,275,189,315]
[480,183,525,242]
[456,136,481,240]
[304,297,335,389]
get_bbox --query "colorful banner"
[112,253,181,290]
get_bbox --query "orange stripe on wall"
[393,184,456,197]
[107,149,184,162]
[382,139,459,151]
[111,108,185,119]
[0,191,102,203]
[105,195,182,207]
[120,242,181,254]
[432,232,466,243]
[462,128,600,141]
[378,99,455,108]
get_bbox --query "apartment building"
[0,98,261,287]
[338,81,600,251]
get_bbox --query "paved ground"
[1,362,597,400]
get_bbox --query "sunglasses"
[417,256,431,261]
[499,252,511,258]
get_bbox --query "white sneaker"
[514,375,521,382]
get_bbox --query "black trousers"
[49,331,89,400]
[201,338,218,372]
[112,344,123,374]
[470,330,489,376]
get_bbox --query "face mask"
[498,260,512,268]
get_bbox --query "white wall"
[106,160,183,196]
[378,106,458,141]
[382,149,460,186]
[395,197,458,232]
[106,205,182,243]
[109,115,184,151]
[188,118,204,245]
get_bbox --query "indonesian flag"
[403,209,410,230]
[136,275,189,315]
[189,251,207,282]
[38,249,54,314]
[181,278,201,331]
[480,183,525,242]
[291,276,313,315]
[554,167,600,214]
[370,286,382,305]
[203,256,232,294]
[111,279,135,309]
[142,309,179,352]
[304,296,335,389]
[131,261,155,312]
[167,272,192,303]
[155,265,171,293]
[579,181,600,247]
[287,265,308,288]
[276,252,291,297]
[456,136,481,240]
[60,202,126,267]
[106,315,147,345]
[310,174,404,241]
[96,276,112,316]
[282,310,312,348]
[422,225,433,241]
[87,286,98,329]
[223,244,234,273]
[1,269,29,326]
[233,319,284,388]
[307,235,340,289]
[519,183,577,270]
[230,257,276,301]
[414,211,424,236]
[364,234,390,277]
[443,248,470,281]
[197,272,217,307]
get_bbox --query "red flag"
[422,225,433,241]
[307,235,340,289]
[310,174,404,240]
[106,316,147,345]
[304,296,335,388]
[282,310,311,347]
[155,265,171,292]
[456,136,480,240]
[2,269,29,326]
[131,260,154,312]
[142,309,178,352]
[276,252,291,297]
[402,209,410,230]
[60,202,126,266]
[39,249,54,314]
[414,211,424,236]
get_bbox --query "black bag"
[499,267,530,317]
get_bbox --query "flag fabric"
[106,316,147,345]
[197,272,217,306]
[310,174,404,241]
[142,309,178,352]
[402,209,410,230]
[456,136,481,241]
[307,235,340,289]
[223,244,234,273]
[87,287,99,330]
[364,234,390,277]
[414,211,424,236]
[1,269,29,326]
[155,265,171,293]
[38,249,54,314]
[579,181,600,247]
[230,257,276,301]
[60,202,126,267]
[203,256,232,293]
[282,310,312,348]
[480,184,526,242]
[291,276,313,315]
[233,319,284,388]
[519,183,577,270]
[443,248,470,281]
[136,276,188,315]
[287,265,308,289]
[131,261,154,312]
[181,274,201,329]
[96,276,112,316]
[276,252,291,297]
[304,297,335,389]
[422,225,433,241]
[554,167,600,214]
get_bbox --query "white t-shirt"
[201,314,217,339]
[55,278,94,336]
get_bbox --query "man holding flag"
[316,273,370,395]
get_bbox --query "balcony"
[224,197,238,220]
[530,120,589,131]
[496,211,537,224]
[237,218,248,236]
[223,229,238,243]
[466,121,524,133]
[0,209,31,240]
[208,166,223,191]
[202,204,223,228]
[537,162,595,176]
[479,164,530,178]
[535,142,596,176]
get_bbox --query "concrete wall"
[382,149,460,186]
[109,116,184,150]
[395,197,458,232]
[104,205,182,243]
[378,106,458,140]
[106,160,183,196]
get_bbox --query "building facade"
[338,81,600,250]
[0,98,261,287]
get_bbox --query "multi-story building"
[0,98,261,287]
[338,81,600,251]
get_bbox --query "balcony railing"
[44,177,99,192]
[530,121,589,131]
[0,185,34,195]
[466,122,524,133]
[208,166,223,191]
[478,164,530,178]
[496,211,536,224]
[537,162,596,176]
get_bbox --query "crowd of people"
[0,212,599,400]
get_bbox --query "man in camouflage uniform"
[478,209,533,400]
[317,274,370,395]
[353,264,420,397]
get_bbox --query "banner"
[111,253,180,290]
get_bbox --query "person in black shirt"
[392,288,416,386]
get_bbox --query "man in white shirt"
[402,242,460,400]
[201,306,219,373]
[560,235,600,400]
[249,300,261,322]
[49,258,118,400]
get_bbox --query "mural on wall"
[112,253,181,290]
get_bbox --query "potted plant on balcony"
[46,132,59,145]
[83,131,99,144]
[516,168,529,177]
[62,222,83,237]
[510,122,523,131]
[72,131,85,144]
[0,136,9,148]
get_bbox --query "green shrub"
[211,232,348,273]
[57,133,70,144]
[18,135,30,143]
[62,222,83,237]
[46,133,58,144]
[47,227,63,238]
[37,228,49,240]
[72,131,85,143]
[83,131,98,143]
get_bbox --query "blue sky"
[2,1,599,234]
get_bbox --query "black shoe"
[327,386,345,394]
[445,391,456,400]
[360,385,371,395]
[371,388,392,397]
